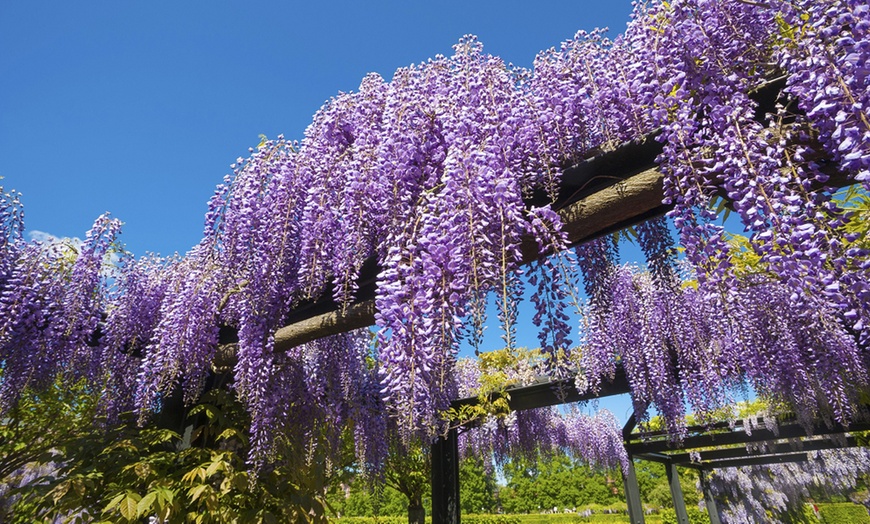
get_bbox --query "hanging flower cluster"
[454,355,628,473]
[0,210,121,409]
[0,0,868,470]
[707,447,870,524]
[456,403,628,475]
[578,263,867,437]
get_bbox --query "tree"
[382,438,430,524]
[459,457,497,515]
[8,388,342,523]
[500,451,623,513]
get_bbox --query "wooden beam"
[273,299,377,351]
[702,453,810,470]
[264,167,666,353]
[450,364,631,414]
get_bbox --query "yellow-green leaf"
[119,493,141,521]
[205,458,225,477]
[189,484,210,502]
[103,492,126,513]
[137,491,157,516]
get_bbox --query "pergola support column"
[700,470,723,524]
[431,428,460,524]
[666,461,690,524]
[623,453,646,524]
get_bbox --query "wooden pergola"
[205,77,861,523]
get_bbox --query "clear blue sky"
[1,0,635,257]
[1,1,641,421]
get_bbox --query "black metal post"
[623,453,646,524]
[665,462,690,524]
[431,428,460,524]
[700,469,723,524]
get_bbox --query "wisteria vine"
[0,0,868,476]
[707,447,870,523]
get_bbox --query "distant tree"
[382,438,430,524]
[500,451,623,513]
[459,457,497,514]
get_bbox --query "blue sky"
[1,1,643,421]
[1,0,635,257]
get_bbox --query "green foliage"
[818,502,870,524]
[462,515,521,524]
[330,517,406,524]
[500,452,624,514]
[447,347,543,426]
[632,461,702,511]
[382,438,430,517]
[511,513,633,524]
[0,376,101,520]
[460,457,497,515]
[660,507,710,524]
[8,388,337,523]
[0,376,97,478]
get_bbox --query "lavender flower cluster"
[578,263,866,438]
[455,355,628,473]
[1,0,868,472]
[457,404,629,475]
[707,447,870,524]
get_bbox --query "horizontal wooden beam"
[266,167,666,353]
[637,435,861,469]
[274,299,376,351]
[699,452,810,470]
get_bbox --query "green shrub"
[818,503,870,524]
[660,507,711,524]
[330,517,406,524]
[463,515,522,524]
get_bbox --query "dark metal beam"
[661,436,860,466]
[623,455,646,524]
[700,470,723,524]
[626,420,870,455]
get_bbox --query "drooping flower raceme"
[0,0,868,473]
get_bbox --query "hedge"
[661,507,711,524]
[818,503,870,524]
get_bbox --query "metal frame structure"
[626,414,870,524]
[432,377,870,524]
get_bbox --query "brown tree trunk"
[408,503,425,524]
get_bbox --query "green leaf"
[103,492,126,513]
[118,493,141,521]
[156,486,175,506]
[137,491,157,516]
[189,484,210,502]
